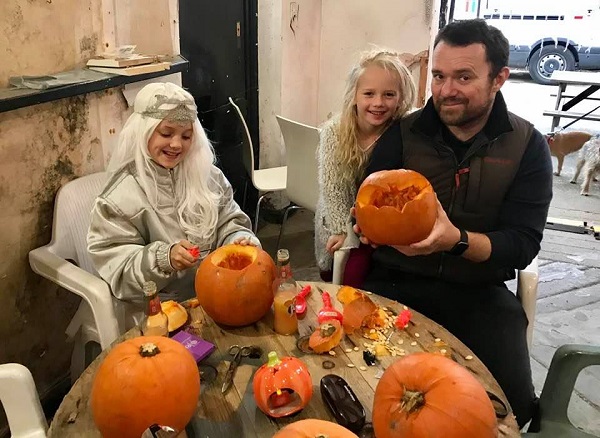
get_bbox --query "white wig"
[107,82,222,243]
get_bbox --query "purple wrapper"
[172,331,215,362]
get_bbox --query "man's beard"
[434,97,494,128]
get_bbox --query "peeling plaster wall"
[0,0,179,427]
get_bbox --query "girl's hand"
[326,234,346,254]
[233,236,258,246]
[170,240,198,271]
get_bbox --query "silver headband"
[139,94,197,123]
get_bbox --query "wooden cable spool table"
[48,282,520,437]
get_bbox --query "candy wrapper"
[172,331,215,362]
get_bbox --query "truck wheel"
[528,45,576,85]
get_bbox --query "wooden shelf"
[0,55,189,114]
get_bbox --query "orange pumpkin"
[309,319,344,353]
[253,351,313,418]
[373,353,497,438]
[273,419,359,438]
[195,244,276,326]
[91,336,200,438]
[160,300,188,332]
[355,169,437,246]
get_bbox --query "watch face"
[452,241,469,256]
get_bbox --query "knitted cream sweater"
[314,117,362,271]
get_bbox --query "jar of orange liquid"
[273,249,298,335]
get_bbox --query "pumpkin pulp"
[214,252,255,270]
[370,184,421,210]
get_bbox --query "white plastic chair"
[333,252,540,350]
[229,97,287,233]
[274,115,320,250]
[0,363,47,438]
[28,173,141,382]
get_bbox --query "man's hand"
[351,201,460,256]
[390,200,460,256]
[326,234,346,254]
[170,240,198,271]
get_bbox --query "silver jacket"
[87,161,258,304]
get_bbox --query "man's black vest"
[373,104,534,285]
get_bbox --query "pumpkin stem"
[267,351,281,367]
[401,389,425,414]
[139,342,161,357]
[315,435,329,438]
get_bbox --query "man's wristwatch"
[447,228,469,256]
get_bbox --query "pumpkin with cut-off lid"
[195,244,276,326]
[355,169,437,246]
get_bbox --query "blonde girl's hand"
[169,240,198,271]
[233,236,258,246]
[326,234,346,254]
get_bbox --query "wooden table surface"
[48,282,520,437]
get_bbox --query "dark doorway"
[179,0,259,210]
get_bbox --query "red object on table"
[317,292,343,325]
[294,285,312,315]
[394,309,412,329]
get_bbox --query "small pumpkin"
[309,319,343,353]
[195,244,276,326]
[253,351,313,418]
[273,419,358,438]
[160,300,188,332]
[355,169,437,246]
[373,352,497,438]
[91,336,200,438]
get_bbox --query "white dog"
[570,135,600,196]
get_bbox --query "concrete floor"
[258,73,600,435]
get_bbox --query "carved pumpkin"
[253,351,313,418]
[91,336,200,438]
[195,244,276,326]
[309,319,343,353]
[373,353,497,438]
[273,419,359,438]
[355,169,437,246]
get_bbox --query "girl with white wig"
[87,82,259,303]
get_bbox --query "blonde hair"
[107,82,222,243]
[336,49,416,182]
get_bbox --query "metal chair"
[0,363,47,438]
[28,173,142,382]
[229,97,287,233]
[274,115,320,250]
[523,344,600,437]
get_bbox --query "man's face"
[431,42,507,128]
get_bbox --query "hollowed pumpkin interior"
[212,246,257,270]
[267,388,303,416]
[368,184,423,210]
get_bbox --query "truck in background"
[476,0,600,84]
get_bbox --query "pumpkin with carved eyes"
[355,169,437,246]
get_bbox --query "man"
[356,19,553,428]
